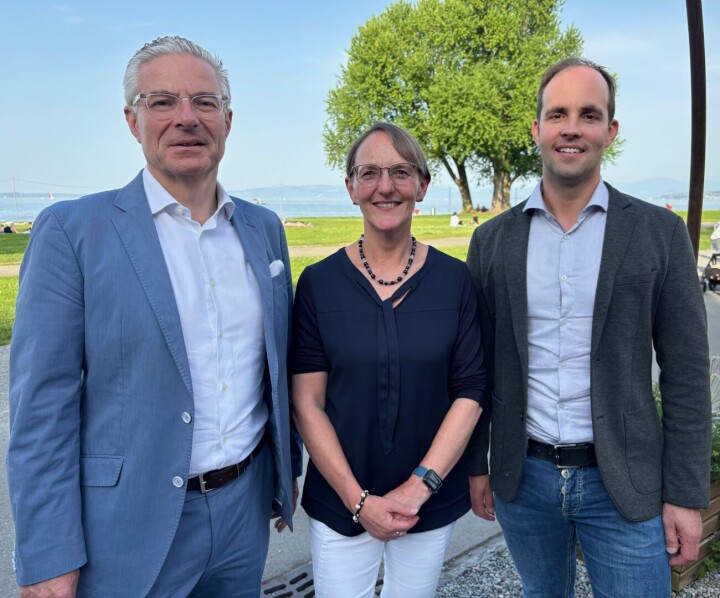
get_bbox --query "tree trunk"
[457,164,474,213]
[491,169,512,213]
[441,158,474,213]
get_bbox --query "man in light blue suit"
[7,36,301,597]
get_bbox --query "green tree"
[324,0,583,212]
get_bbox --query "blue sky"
[2,0,718,195]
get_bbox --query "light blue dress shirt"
[524,180,608,444]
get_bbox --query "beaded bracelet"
[352,490,370,523]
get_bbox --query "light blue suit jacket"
[7,172,301,595]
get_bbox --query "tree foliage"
[324,0,585,212]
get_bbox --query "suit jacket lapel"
[591,184,638,354]
[111,173,193,396]
[504,204,532,372]
[230,201,276,379]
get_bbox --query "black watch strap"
[413,465,443,494]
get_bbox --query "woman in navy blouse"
[291,123,488,597]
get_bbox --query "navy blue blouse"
[291,246,488,536]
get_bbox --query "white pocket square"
[269,260,285,278]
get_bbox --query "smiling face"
[533,65,618,192]
[345,131,428,237]
[124,53,232,189]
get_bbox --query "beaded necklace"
[357,234,417,286]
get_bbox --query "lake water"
[2,186,720,223]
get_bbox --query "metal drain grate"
[262,564,314,597]
[261,563,384,597]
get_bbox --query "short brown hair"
[536,57,616,121]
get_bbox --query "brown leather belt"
[527,438,597,468]
[187,435,266,493]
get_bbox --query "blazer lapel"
[591,184,638,354]
[230,201,276,374]
[111,174,193,396]
[504,204,532,371]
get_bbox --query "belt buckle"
[197,472,210,494]
[553,443,582,468]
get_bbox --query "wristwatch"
[413,465,443,494]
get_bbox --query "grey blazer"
[466,183,711,521]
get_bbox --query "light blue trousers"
[148,444,274,597]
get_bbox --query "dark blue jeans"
[495,456,670,597]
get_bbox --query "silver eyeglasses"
[351,163,418,188]
[132,93,228,118]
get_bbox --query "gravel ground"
[437,542,720,597]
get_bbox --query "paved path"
[0,238,473,274]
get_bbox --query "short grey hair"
[123,35,231,111]
[345,122,431,184]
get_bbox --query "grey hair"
[536,57,616,121]
[123,35,231,110]
[345,122,431,184]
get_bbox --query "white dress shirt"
[143,169,267,476]
[524,180,608,444]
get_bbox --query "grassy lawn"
[1,209,718,344]
[0,234,30,264]
[0,277,18,342]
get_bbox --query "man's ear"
[124,107,142,143]
[604,118,619,148]
[532,120,540,146]
[224,109,233,138]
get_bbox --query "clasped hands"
[355,476,431,542]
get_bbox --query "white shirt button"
[210,279,217,287]
[182,412,192,424]
[172,476,184,488]
[561,274,568,281]
[222,383,228,392]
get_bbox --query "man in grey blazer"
[7,36,301,597]
[466,57,711,596]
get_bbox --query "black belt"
[527,438,597,468]
[187,435,266,493]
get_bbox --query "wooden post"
[685,0,706,260]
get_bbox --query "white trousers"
[308,517,456,598]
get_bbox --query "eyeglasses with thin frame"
[351,163,418,188]
[132,93,228,119]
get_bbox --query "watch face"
[423,469,442,493]
[413,466,442,493]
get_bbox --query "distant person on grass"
[291,122,488,597]
[7,35,300,597]
[466,57,711,596]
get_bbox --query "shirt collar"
[142,168,235,221]
[523,179,609,216]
